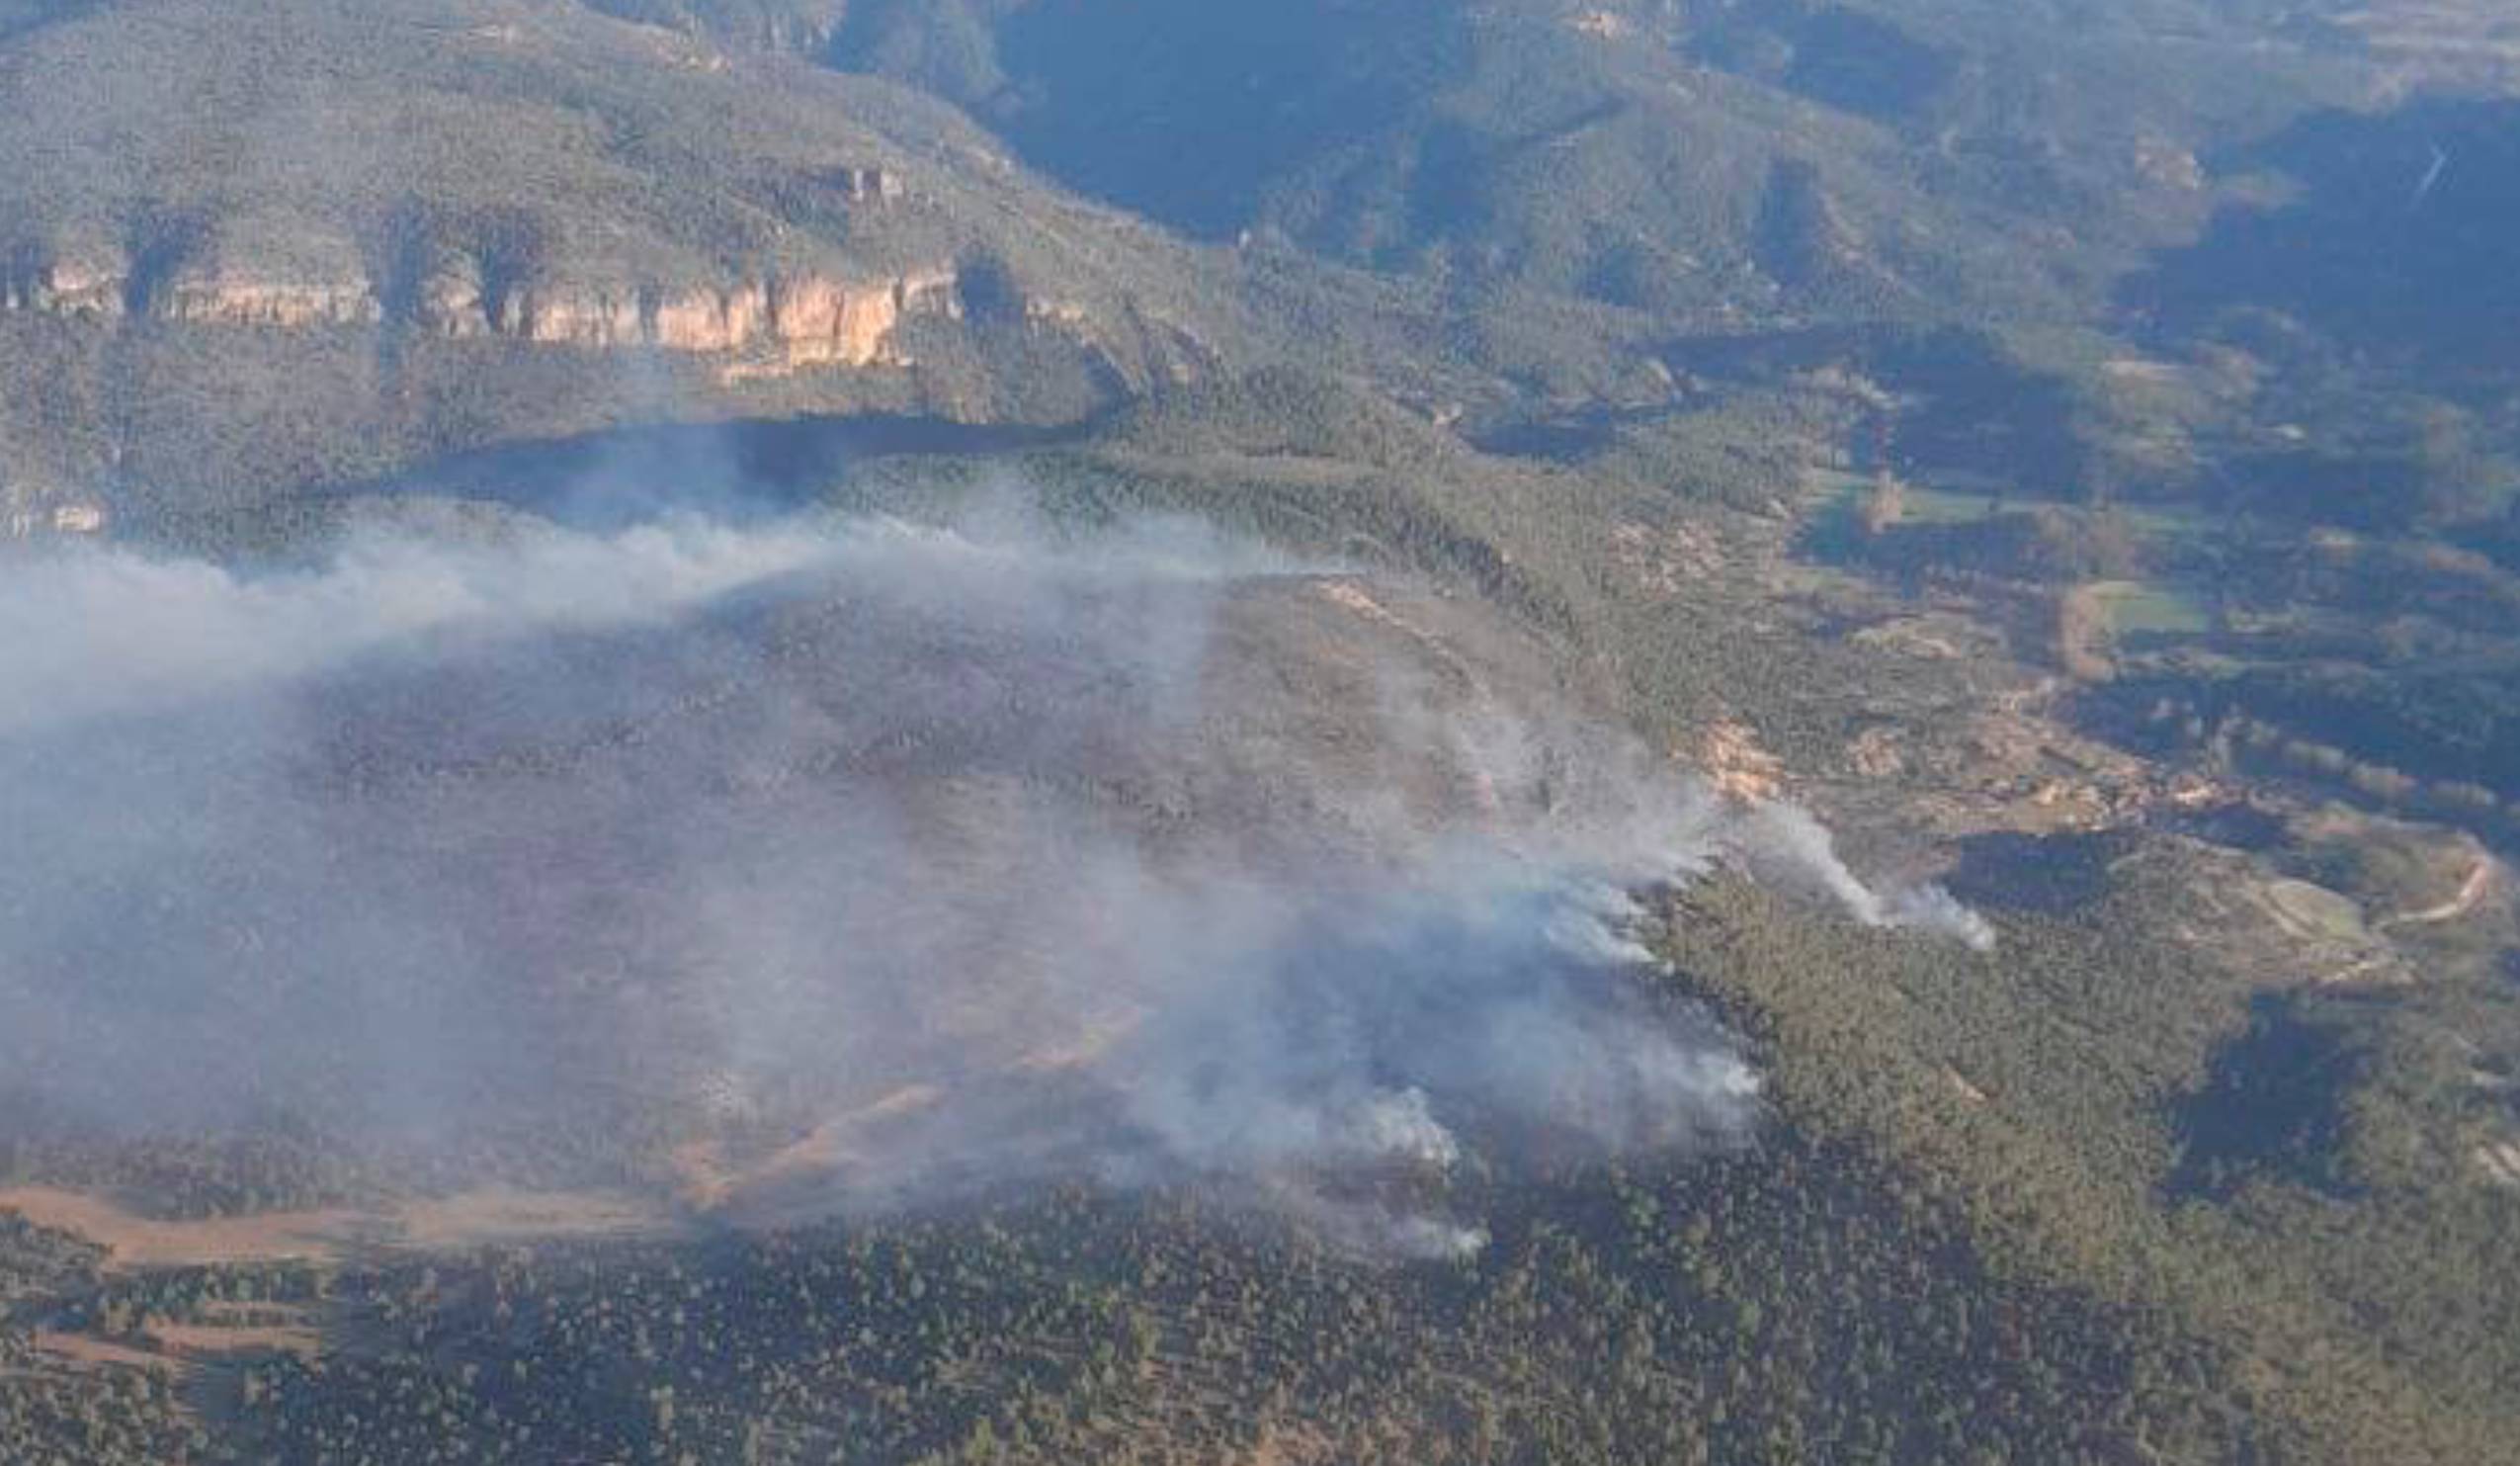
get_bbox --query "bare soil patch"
[0,1184,676,1270]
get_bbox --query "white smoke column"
[0,503,1974,1255]
[0,511,1301,738]
[1093,850,1763,1240]
[0,519,843,735]
[1721,801,1997,952]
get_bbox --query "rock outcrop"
[1,259,121,318]
[1,246,963,377]
[1,482,107,541]
[161,274,382,328]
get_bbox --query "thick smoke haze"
[0,502,1984,1248]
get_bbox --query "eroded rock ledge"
[1,252,964,378]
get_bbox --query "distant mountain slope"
[0,0,2475,530]
[0,0,1264,514]
[676,0,2359,330]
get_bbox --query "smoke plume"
[0,501,1984,1248]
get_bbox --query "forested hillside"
[3,3,2517,1463]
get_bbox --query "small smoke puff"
[1545,903,1659,968]
[1883,883,1998,953]
[1341,1088,1461,1169]
[1383,1216,1491,1260]
[1717,800,1995,951]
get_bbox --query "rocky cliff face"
[0,478,107,541]
[1,248,964,378]
[433,266,962,375]
[0,0,1247,507]
[162,275,383,328]
[0,259,122,318]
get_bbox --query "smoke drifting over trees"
[0,502,1985,1247]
